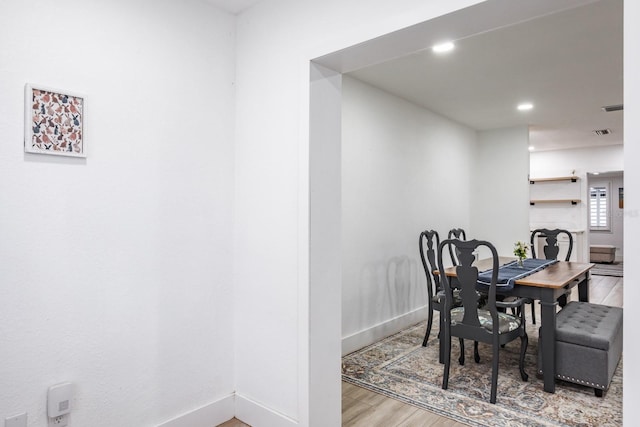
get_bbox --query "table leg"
[540,297,558,393]
[578,272,590,302]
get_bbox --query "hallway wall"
[0,1,237,425]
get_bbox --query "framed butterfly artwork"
[24,83,87,158]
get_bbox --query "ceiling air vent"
[602,104,623,112]
[593,129,612,136]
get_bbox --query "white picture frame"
[24,83,86,158]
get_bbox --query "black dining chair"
[419,230,476,365]
[530,228,573,261]
[419,230,441,348]
[438,238,529,404]
[527,228,574,322]
[447,228,466,266]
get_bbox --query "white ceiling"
[205,0,262,14]
[346,0,623,152]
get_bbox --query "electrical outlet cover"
[48,382,72,417]
[51,415,68,427]
[5,413,27,427]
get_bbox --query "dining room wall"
[471,127,531,255]
[0,1,236,426]
[529,145,624,262]
[340,76,476,354]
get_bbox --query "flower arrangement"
[513,241,529,266]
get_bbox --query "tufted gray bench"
[538,301,623,396]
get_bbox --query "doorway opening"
[307,0,624,423]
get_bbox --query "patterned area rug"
[591,262,623,277]
[342,318,622,426]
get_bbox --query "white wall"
[341,77,476,354]
[235,1,487,425]
[471,127,531,255]
[623,0,640,418]
[0,1,236,426]
[530,145,623,261]
[308,63,343,427]
[530,145,623,176]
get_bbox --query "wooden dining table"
[441,256,594,393]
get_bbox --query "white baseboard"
[156,392,298,427]
[235,393,298,427]
[341,307,428,356]
[157,394,235,427]
[156,309,429,427]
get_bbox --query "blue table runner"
[477,258,558,290]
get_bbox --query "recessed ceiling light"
[517,103,534,111]
[528,146,535,151]
[432,41,455,53]
[593,172,600,175]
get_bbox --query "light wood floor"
[217,419,250,427]
[218,274,623,427]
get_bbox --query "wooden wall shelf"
[529,176,579,184]
[529,199,580,205]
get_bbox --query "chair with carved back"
[438,238,529,404]
[529,228,574,320]
[530,228,573,261]
[419,230,471,364]
[419,230,441,348]
[445,228,487,362]
[447,228,467,266]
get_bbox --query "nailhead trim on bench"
[537,369,605,389]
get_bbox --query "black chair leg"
[422,307,434,347]
[442,334,451,390]
[458,338,465,365]
[490,344,499,404]
[438,316,445,364]
[519,333,529,381]
[474,341,480,363]
[595,389,604,397]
